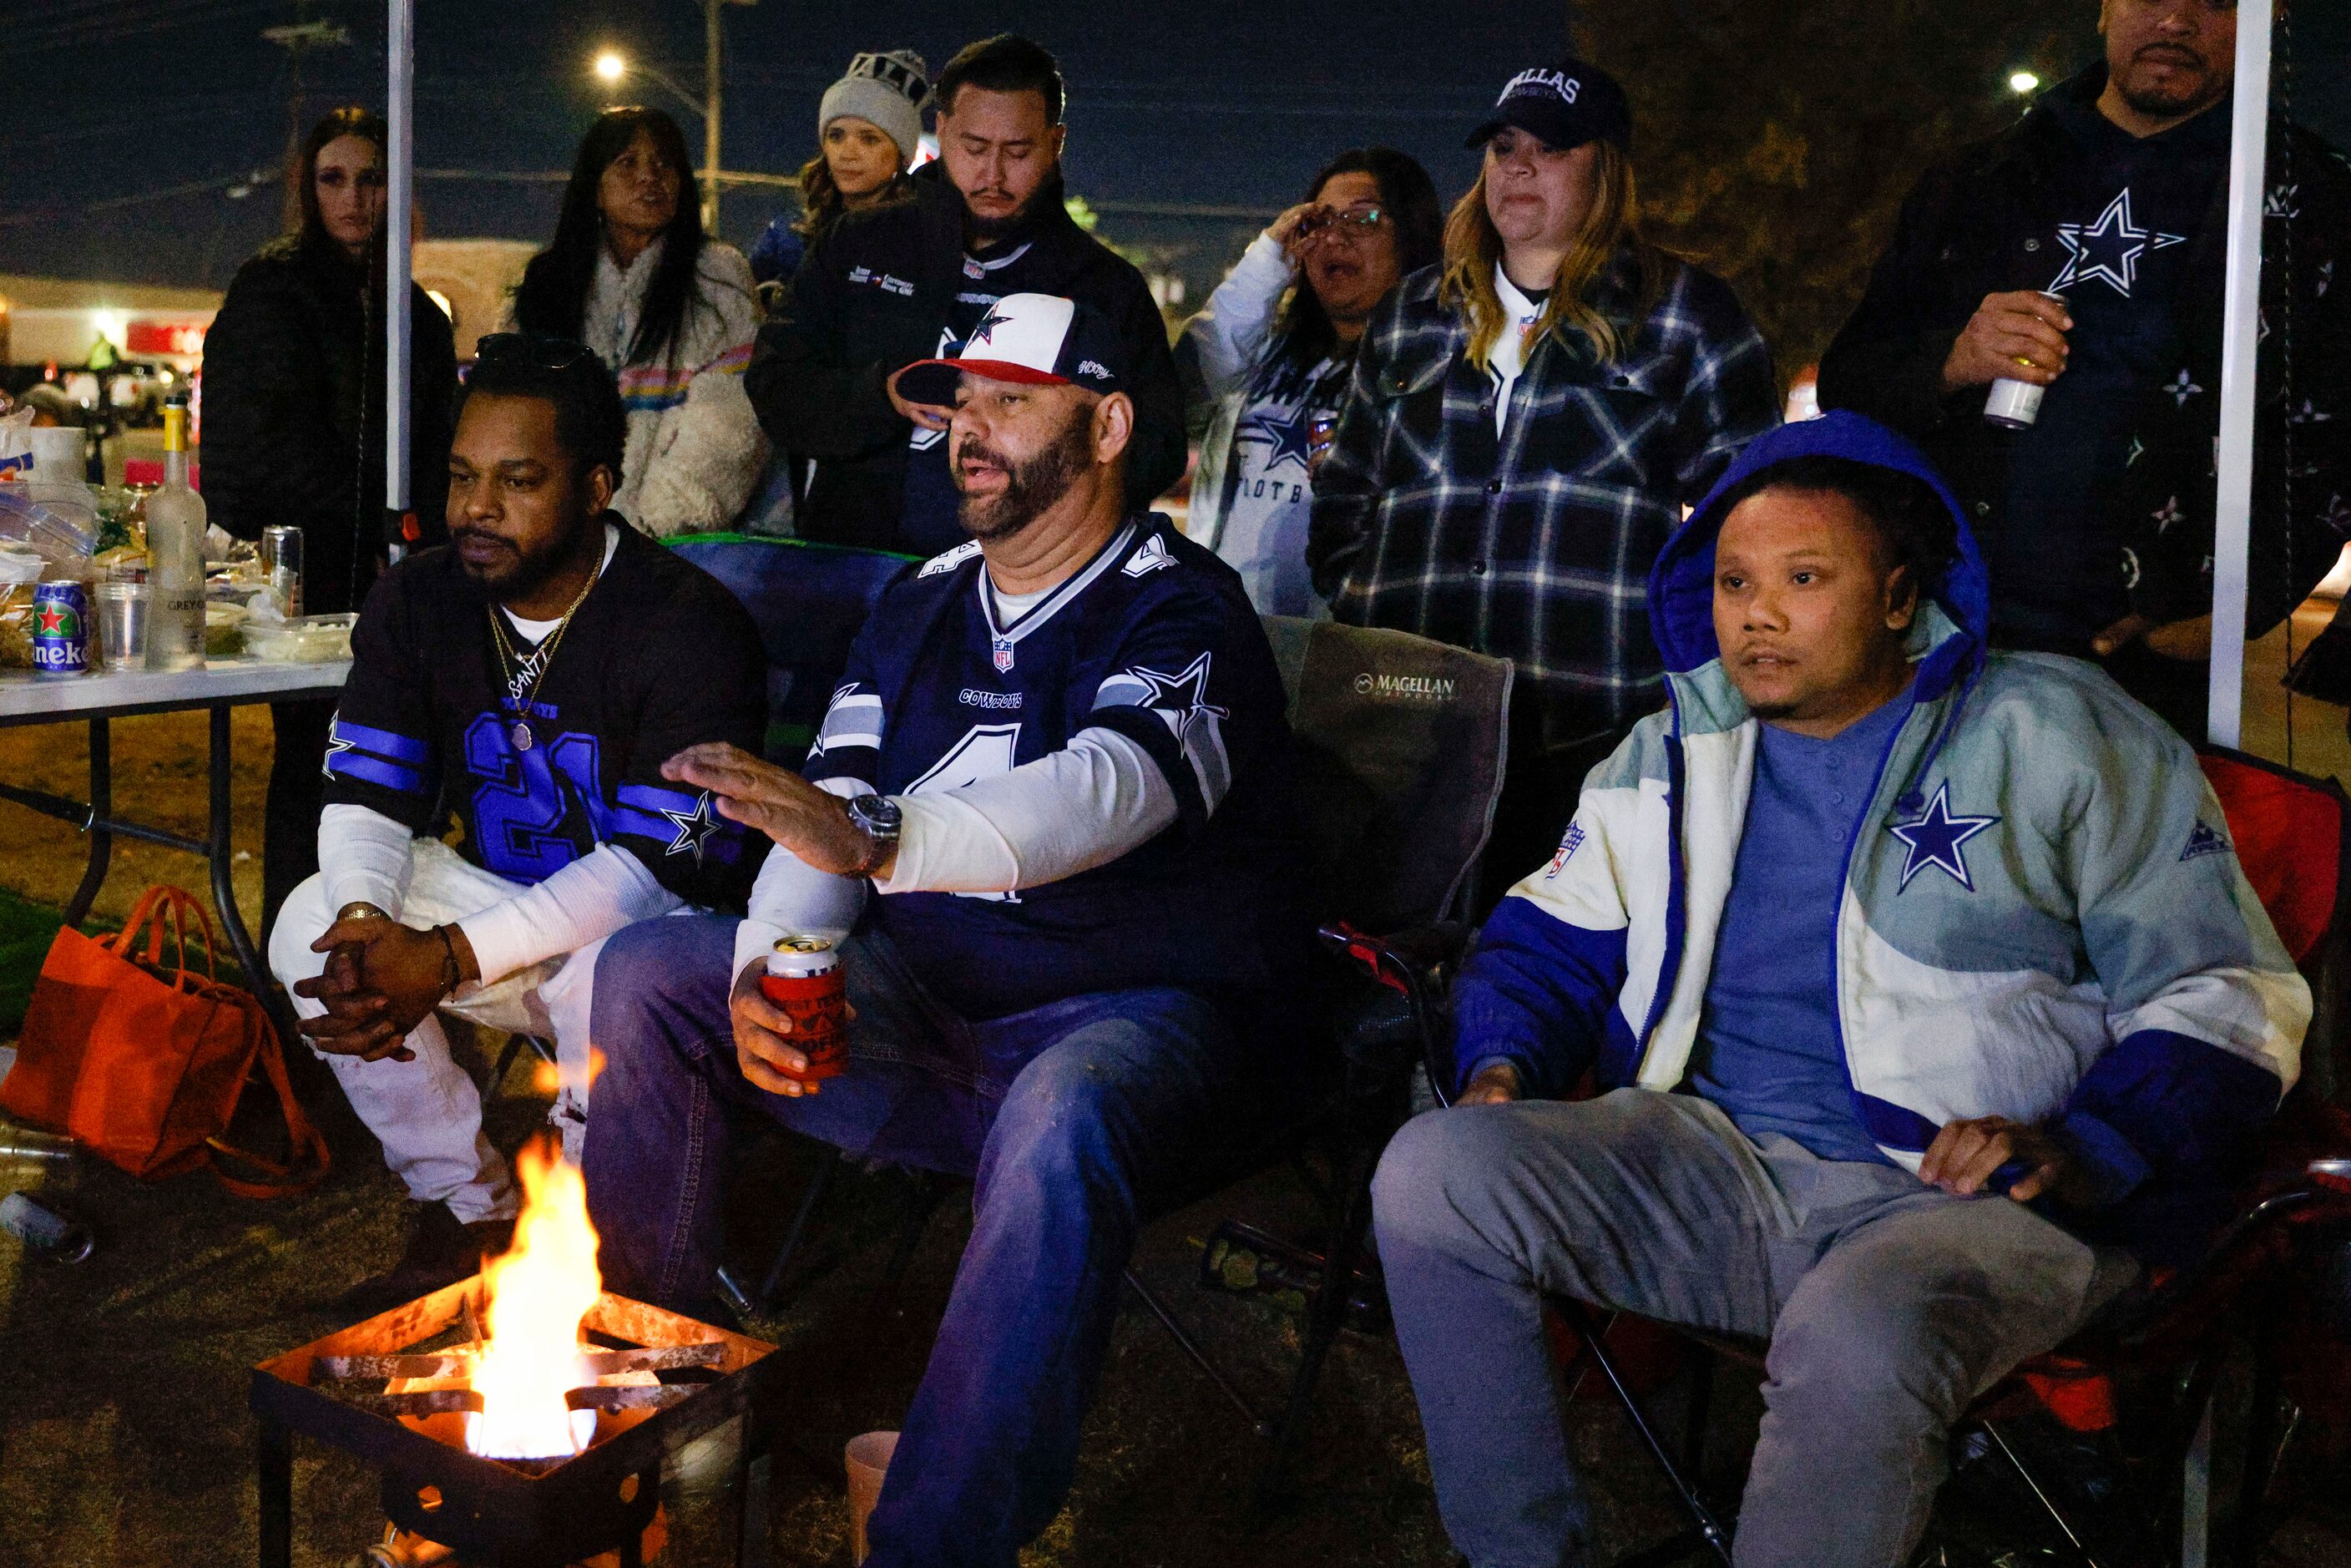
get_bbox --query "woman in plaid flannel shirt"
[1308,58,1780,900]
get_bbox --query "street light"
[594,50,625,83]
[2010,70,2041,95]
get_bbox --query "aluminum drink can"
[1984,291,2065,429]
[761,935,848,1080]
[29,581,90,675]
[0,1191,94,1262]
[261,525,304,619]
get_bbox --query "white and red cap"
[894,291,1127,406]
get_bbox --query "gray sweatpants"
[1370,1089,2139,1568]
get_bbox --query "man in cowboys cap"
[748,33,1186,556]
[586,293,1312,1566]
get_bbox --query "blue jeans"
[584,915,1279,1568]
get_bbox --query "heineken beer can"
[761,935,848,1080]
[29,581,90,675]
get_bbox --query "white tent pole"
[2206,0,2275,748]
[385,0,415,562]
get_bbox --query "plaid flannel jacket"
[1307,252,1779,746]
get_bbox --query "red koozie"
[761,935,848,1080]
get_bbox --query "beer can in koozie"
[29,581,90,675]
[761,935,848,1080]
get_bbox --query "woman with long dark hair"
[200,105,458,939]
[1180,146,1442,615]
[511,107,764,537]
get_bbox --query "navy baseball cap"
[894,292,1127,406]
[1466,58,1632,154]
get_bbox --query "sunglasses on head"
[473,333,597,372]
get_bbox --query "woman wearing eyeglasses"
[1180,148,1442,615]
[199,105,460,938]
[511,107,766,539]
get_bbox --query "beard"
[954,414,1095,543]
[452,516,592,600]
[963,181,1050,245]
[2117,47,2222,117]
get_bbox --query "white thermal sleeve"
[873,727,1176,897]
[318,803,417,920]
[732,776,872,981]
[456,843,683,985]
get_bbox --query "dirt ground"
[4,669,2351,1566]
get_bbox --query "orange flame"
[532,1044,607,1100]
[464,1136,602,1459]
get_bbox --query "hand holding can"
[761,936,849,1080]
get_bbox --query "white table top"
[0,656,351,723]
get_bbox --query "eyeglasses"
[473,333,598,372]
[1298,205,1389,241]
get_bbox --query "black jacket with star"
[323,523,770,905]
[1820,63,2351,644]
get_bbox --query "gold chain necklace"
[488,564,599,753]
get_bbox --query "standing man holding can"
[1818,0,2351,736]
[585,293,1312,1568]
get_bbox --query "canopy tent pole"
[385,0,415,563]
[2205,0,2276,748]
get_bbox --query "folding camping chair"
[1560,745,2351,1568]
[489,534,916,1096]
[1120,615,1515,1502]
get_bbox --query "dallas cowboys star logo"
[967,307,1012,349]
[321,725,355,781]
[660,791,726,864]
[1125,651,1231,750]
[2163,368,2202,407]
[2049,189,2186,297]
[1888,782,2000,893]
[1233,405,1317,473]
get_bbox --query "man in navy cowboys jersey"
[268,336,766,1311]
[585,294,1312,1566]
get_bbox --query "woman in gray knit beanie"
[794,48,929,246]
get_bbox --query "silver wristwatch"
[844,792,903,878]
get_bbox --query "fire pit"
[251,1141,781,1567]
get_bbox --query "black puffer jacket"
[200,232,458,615]
[1820,65,2351,645]
[746,164,1183,551]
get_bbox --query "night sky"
[1,1,2345,297]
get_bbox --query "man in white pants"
[270,334,768,1311]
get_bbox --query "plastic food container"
[242,613,356,664]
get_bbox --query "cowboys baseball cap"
[894,292,1127,405]
[1466,58,1632,154]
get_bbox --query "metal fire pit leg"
[256,1416,294,1568]
[736,1408,774,1567]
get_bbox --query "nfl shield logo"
[993,639,1015,673]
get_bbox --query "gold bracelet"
[336,902,391,923]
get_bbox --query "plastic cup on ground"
[844,1429,899,1565]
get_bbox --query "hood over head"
[1647,411,1990,702]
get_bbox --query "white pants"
[268,838,604,1222]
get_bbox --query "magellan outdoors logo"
[1352,671,1458,702]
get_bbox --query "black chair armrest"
[1316,921,1471,1100]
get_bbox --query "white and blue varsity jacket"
[1454,413,2308,1240]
